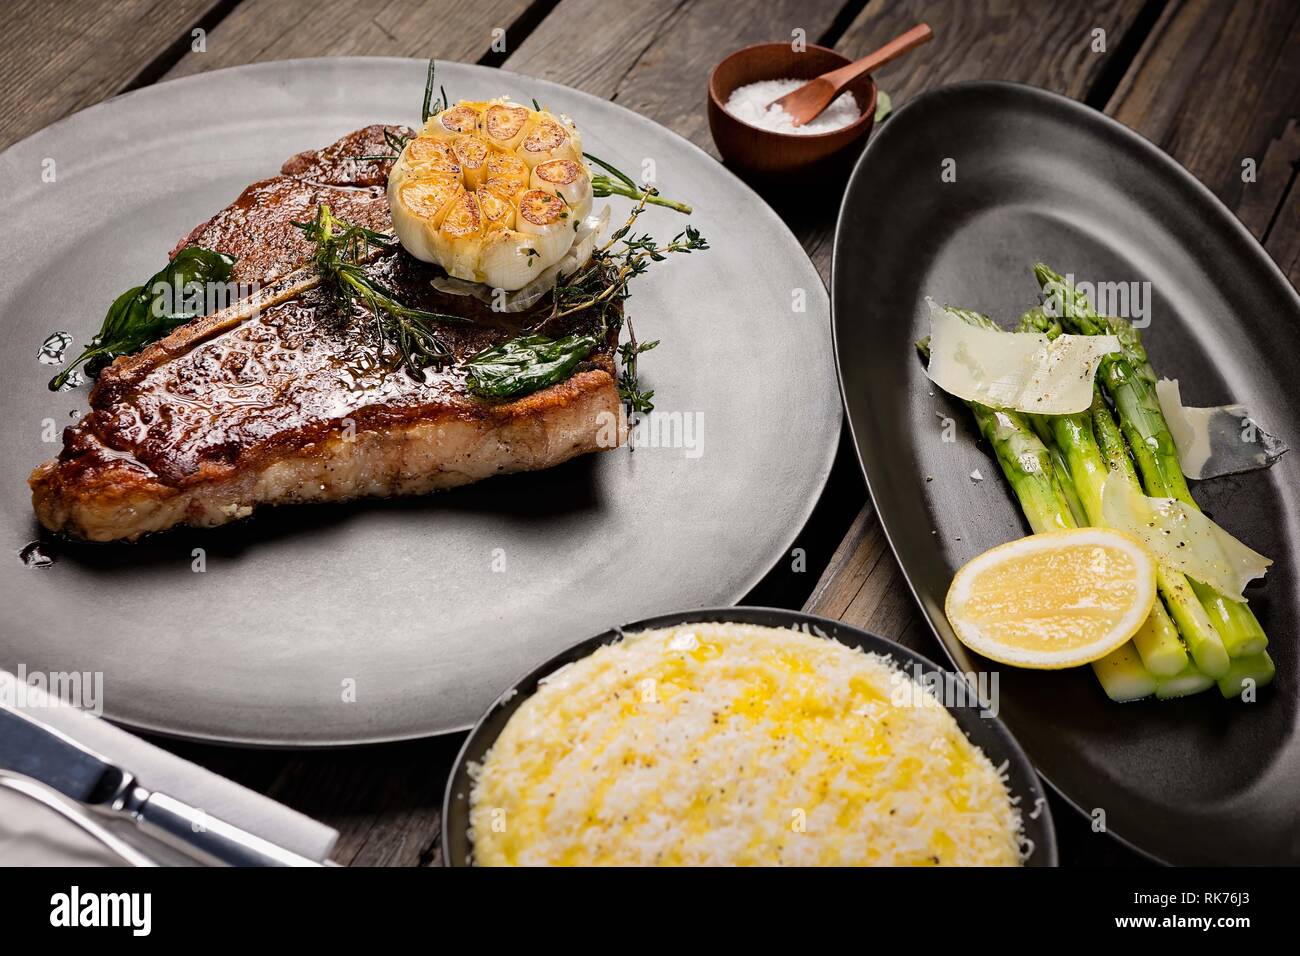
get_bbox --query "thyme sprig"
[492,193,706,410]
[421,59,444,123]
[617,323,658,415]
[291,204,469,378]
[550,190,708,326]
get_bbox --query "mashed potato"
[469,623,1023,866]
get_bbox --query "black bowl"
[442,606,1058,867]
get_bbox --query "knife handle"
[125,787,321,867]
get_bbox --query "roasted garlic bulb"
[388,99,594,291]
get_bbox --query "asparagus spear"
[1017,309,1218,677]
[1026,413,1090,526]
[1216,652,1276,699]
[1093,641,1159,703]
[1088,385,1230,677]
[1034,264,1269,660]
[925,308,1076,532]
[919,316,1156,701]
[973,404,1154,700]
[1155,662,1217,700]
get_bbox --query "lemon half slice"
[945,528,1156,669]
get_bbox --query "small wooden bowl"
[708,43,877,178]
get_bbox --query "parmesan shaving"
[923,299,1119,414]
[1155,378,1288,480]
[1100,470,1271,602]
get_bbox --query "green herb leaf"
[617,334,658,414]
[535,193,707,412]
[585,152,694,215]
[49,246,236,390]
[421,59,438,123]
[875,89,893,123]
[465,333,599,398]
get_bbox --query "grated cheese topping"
[469,623,1023,866]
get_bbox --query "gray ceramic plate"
[833,81,1300,865]
[0,58,839,745]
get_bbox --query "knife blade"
[0,706,131,805]
[0,706,320,866]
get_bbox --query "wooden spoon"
[770,23,933,127]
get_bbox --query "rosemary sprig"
[291,204,469,378]
[585,152,693,215]
[356,127,414,162]
[355,59,444,161]
[421,59,439,123]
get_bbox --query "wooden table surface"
[4,0,1297,867]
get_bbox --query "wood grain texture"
[0,0,224,149]
[1107,0,1300,240]
[1265,164,1300,286]
[267,738,464,867]
[802,505,929,655]
[506,0,852,151]
[163,0,538,80]
[841,0,1150,104]
[797,0,1152,278]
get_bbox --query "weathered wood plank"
[798,0,1153,278]
[259,738,464,867]
[801,503,931,651]
[163,0,539,80]
[505,0,852,150]
[0,0,225,149]
[168,736,465,867]
[1107,0,1300,239]
[840,0,1150,104]
[1265,169,1300,286]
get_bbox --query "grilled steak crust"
[170,124,412,285]
[30,128,623,541]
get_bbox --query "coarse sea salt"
[724,78,861,135]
